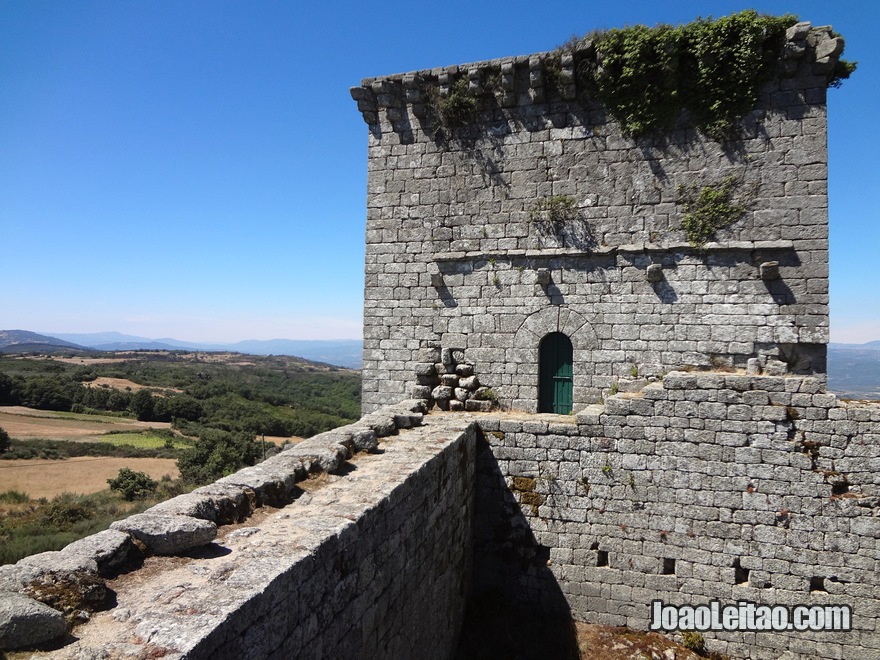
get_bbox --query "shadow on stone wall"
[454,428,580,660]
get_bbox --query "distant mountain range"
[0,330,363,370]
[2,330,880,396]
[829,341,880,350]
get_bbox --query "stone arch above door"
[512,307,598,413]
[513,307,598,352]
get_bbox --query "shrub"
[107,468,158,501]
[0,426,9,452]
[177,429,259,485]
[39,495,96,528]
[0,489,30,504]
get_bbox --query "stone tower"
[352,18,846,415]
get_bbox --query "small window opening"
[733,557,749,585]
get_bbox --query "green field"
[99,431,192,450]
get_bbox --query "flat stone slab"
[0,592,66,651]
[110,514,217,555]
[61,530,137,576]
[19,551,98,575]
[145,493,219,522]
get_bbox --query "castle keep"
[1,15,877,660]
[353,18,836,415]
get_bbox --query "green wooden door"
[539,332,573,414]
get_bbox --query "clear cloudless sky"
[1,1,876,343]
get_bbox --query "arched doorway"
[538,332,573,414]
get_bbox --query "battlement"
[352,22,846,132]
[3,374,878,658]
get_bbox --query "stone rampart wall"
[0,405,477,659]
[471,373,880,659]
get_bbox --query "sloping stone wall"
[355,23,841,414]
[0,407,477,658]
[470,374,880,659]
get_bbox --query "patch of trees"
[177,429,261,484]
[0,352,360,440]
[0,437,179,461]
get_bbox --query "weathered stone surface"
[0,592,66,651]
[350,428,378,452]
[432,385,454,401]
[18,552,98,575]
[464,400,493,412]
[11,553,107,618]
[60,530,137,575]
[0,565,40,594]
[215,464,298,506]
[288,443,348,474]
[459,375,480,390]
[191,483,257,525]
[145,493,218,522]
[359,26,840,416]
[359,413,397,437]
[455,363,474,377]
[263,451,310,480]
[414,362,436,377]
[411,385,433,399]
[40,420,478,660]
[440,373,459,387]
[110,514,217,555]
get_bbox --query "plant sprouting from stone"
[590,11,808,140]
[529,195,579,236]
[678,175,747,248]
[438,76,479,129]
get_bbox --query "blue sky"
[1,1,876,343]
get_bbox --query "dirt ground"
[0,406,172,442]
[0,456,179,499]
[84,377,182,394]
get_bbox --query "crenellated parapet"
[351,21,849,136]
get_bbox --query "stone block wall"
[353,23,844,414]
[471,374,880,659]
[0,407,477,659]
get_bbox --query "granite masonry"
[0,402,478,658]
[349,17,879,660]
[1,17,876,660]
[353,21,840,414]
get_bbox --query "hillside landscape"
[0,344,362,564]
[0,329,363,369]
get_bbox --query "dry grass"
[20,355,130,365]
[0,406,172,442]
[0,457,179,499]
[86,377,182,394]
[261,434,303,447]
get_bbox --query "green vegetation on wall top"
[589,11,800,140]
[422,10,855,142]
